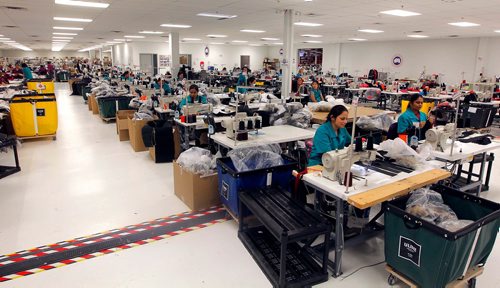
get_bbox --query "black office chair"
[387,122,399,140]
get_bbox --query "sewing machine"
[425,123,455,152]
[321,147,377,183]
[221,112,263,140]
[181,103,212,115]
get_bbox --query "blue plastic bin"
[217,154,297,218]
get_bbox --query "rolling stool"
[456,153,494,192]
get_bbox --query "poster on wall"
[392,54,403,67]
[159,55,170,67]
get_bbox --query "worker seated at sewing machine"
[178,84,208,113]
[397,94,435,140]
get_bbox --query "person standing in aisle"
[21,63,33,80]
[309,80,324,102]
[47,61,55,79]
[237,66,249,86]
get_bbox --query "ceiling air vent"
[449,35,459,38]
[412,30,423,33]
[111,31,123,33]
[3,25,18,28]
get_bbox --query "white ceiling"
[0,0,499,51]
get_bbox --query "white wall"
[483,37,500,80]
[0,49,88,59]
[112,42,269,72]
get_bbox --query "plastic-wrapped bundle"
[228,144,283,172]
[406,188,459,225]
[438,220,474,232]
[356,112,396,131]
[378,138,426,169]
[177,147,217,175]
[307,101,333,112]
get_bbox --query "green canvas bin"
[97,96,131,119]
[385,184,500,288]
[81,86,91,101]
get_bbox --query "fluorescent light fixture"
[495,30,500,33]
[182,38,201,41]
[124,35,145,38]
[52,39,71,42]
[304,40,322,43]
[407,34,429,38]
[160,24,191,28]
[0,35,3,37]
[6,42,32,51]
[261,37,279,41]
[207,34,227,38]
[358,29,384,33]
[3,41,16,43]
[55,0,109,8]
[272,42,284,45]
[197,12,237,19]
[0,38,11,41]
[232,40,248,43]
[139,31,164,34]
[113,38,126,41]
[302,34,323,38]
[53,36,73,39]
[380,9,421,17]
[348,38,367,41]
[305,0,313,2]
[448,22,480,27]
[294,22,323,27]
[249,44,261,46]
[53,26,84,30]
[106,41,120,44]
[53,32,77,35]
[54,17,92,22]
[210,42,224,45]
[240,29,265,33]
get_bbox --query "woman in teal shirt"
[21,63,33,80]
[397,94,434,136]
[178,84,208,112]
[309,80,324,102]
[309,105,351,166]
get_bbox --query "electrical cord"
[340,260,385,280]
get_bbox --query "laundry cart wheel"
[53,136,57,140]
[468,278,476,288]
[387,274,397,286]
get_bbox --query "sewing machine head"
[321,147,376,183]
[221,112,263,140]
[425,123,454,151]
[181,103,212,115]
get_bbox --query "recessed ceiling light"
[53,26,84,30]
[301,34,323,38]
[210,42,224,45]
[240,29,265,33]
[3,40,16,43]
[249,44,261,46]
[124,35,145,38]
[448,22,480,27]
[207,34,227,38]
[182,38,201,41]
[139,31,164,34]
[160,24,192,28]
[261,37,280,41]
[294,22,323,27]
[53,17,92,22]
[348,38,367,41]
[113,39,126,41]
[380,9,421,17]
[304,40,322,43]
[53,32,77,35]
[197,12,237,19]
[407,34,429,38]
[232,40,248,43]
[54,0,109,8]
[52,36,73,39]
[304,0,313,2]
[358,29,384,33]
[0,38,11,41]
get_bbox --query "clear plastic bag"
[228,144,283,172]
[406,188,458,224]
[379,138,425,168]
[356,113,396,131]
[438,220,474,232]
[307,101,333,112]
[177,147,217,175]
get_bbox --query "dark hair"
[248,76,256,84]
[407,93,423,110]
[312,80,319,86]
[189,84,199,92]
[21,63,27,68]
[326,105,348,122]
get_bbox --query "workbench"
[302,164,450,277]
[311,105,396,124]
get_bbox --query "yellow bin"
[401,98,435,114]
[10,94,58,137]
[27,79,55,94]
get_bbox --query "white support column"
[472,37,489,82]
[99,48,103,62]
[169,32,180,76]
[281,9,294,100]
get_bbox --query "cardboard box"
[87,94,93,111]
[127,115,149,152]
[149,147,155,161]
[90,95,99,115]
[173,161,220,211]
[116,110,135,141]
[173,127,181,160]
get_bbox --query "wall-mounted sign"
[159,55,170,67]
[204,46,210,57]
[392,55,403,67]
[279,48,284,55]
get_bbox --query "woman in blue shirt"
[237,67,248,86]
[397,94,434,137]
[178,84,208,112]
[309,105,351,166]
[309,80,324,102]
[21,63,33,80]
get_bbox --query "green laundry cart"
[96,96,132,120]
[384,184,500,288]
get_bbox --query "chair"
[387,122,399,140]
